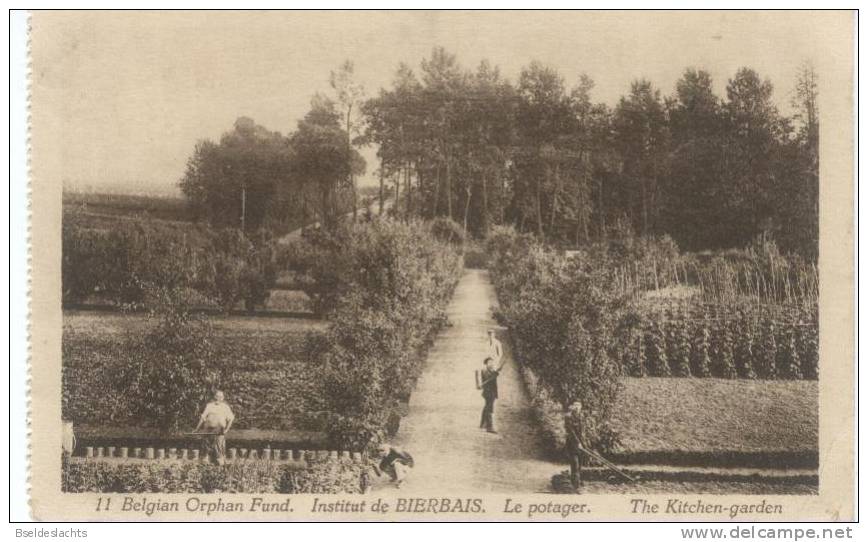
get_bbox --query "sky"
[37,10,840,196]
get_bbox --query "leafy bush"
[669,322,692,377]
[487,227,624,452]
[429,217,465,246]
[520,365,567,455]
[110,288,219,431]
[198,228,277,312]
[292,218,462,449]
[644,322,670,377]
[61,217,276,312]
[798,320,819,379]
[462,248,488,269]
[757,320,778,379]
[62,313,321,431]
[62,456,364,494]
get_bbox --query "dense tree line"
[178,50,818,260]
[362,49,819,260]
[180,95,365,233]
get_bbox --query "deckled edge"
[24,9,34,521]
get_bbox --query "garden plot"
[611,377,817,461]
[63,310,327,432]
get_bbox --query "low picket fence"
[79,445,364,463]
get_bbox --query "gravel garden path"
[376,268,562,493]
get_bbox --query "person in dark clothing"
[477,356,505,433]
[373,444,414,488]
[565,402,586,492]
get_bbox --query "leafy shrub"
[798,320,819,379]
[462,242,489,269]
[708,321,737,379]
[293,218,462,449]
[280,458,365,493]
[61,217,276,312]
[429,217,465,246]
[64,218,206,307]
[487,228,624,452]
[777,326,802,380]
[670,322,692,377]
[62,456,364,494]
[198,228,277,312]
[733,316,757,379]
[757,320,778,379]
[644,322,670,377]
[520,366,567,455]
[690,323,712,378]
[110,288,219,431]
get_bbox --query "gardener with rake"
[565,402,588,492]
[564,401,636,492]
[194,390,235,466]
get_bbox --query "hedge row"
[62,456,364,494]
[62,214,276,312]
[486,226,623,453]
[287,218,464,450]
[62,216,463,449]
[519,365,567,456]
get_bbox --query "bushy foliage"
[62,215,205,307]
[198,228,277,312]
[669,322,692,377]
[292,218,462,449]
[777,327,803,380]
[757,320,778,379]
[429,217,465,247]
[520,366,567,455]
[62,316,319,431]
[798,319,819,379]
[690,323,712,378]
[612,303,817,381]
[110,288,219,431]
[487,226,624,452]
[62,456,364,494]
[732,316,757,379]
[644,322,670,377]
[61,217,276,312]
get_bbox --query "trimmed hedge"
[62,215,276,312]
[293,218,463,450]
[62,456,365,494]
[486,225,624,453]
[519,365,566,456]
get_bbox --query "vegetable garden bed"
[610,377,817,466]
[62,311,326,431]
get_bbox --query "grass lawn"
[63,310,328,432]
[612,377,818,455]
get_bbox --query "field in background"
[63,191,192,225]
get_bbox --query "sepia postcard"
[27,10,855,521]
